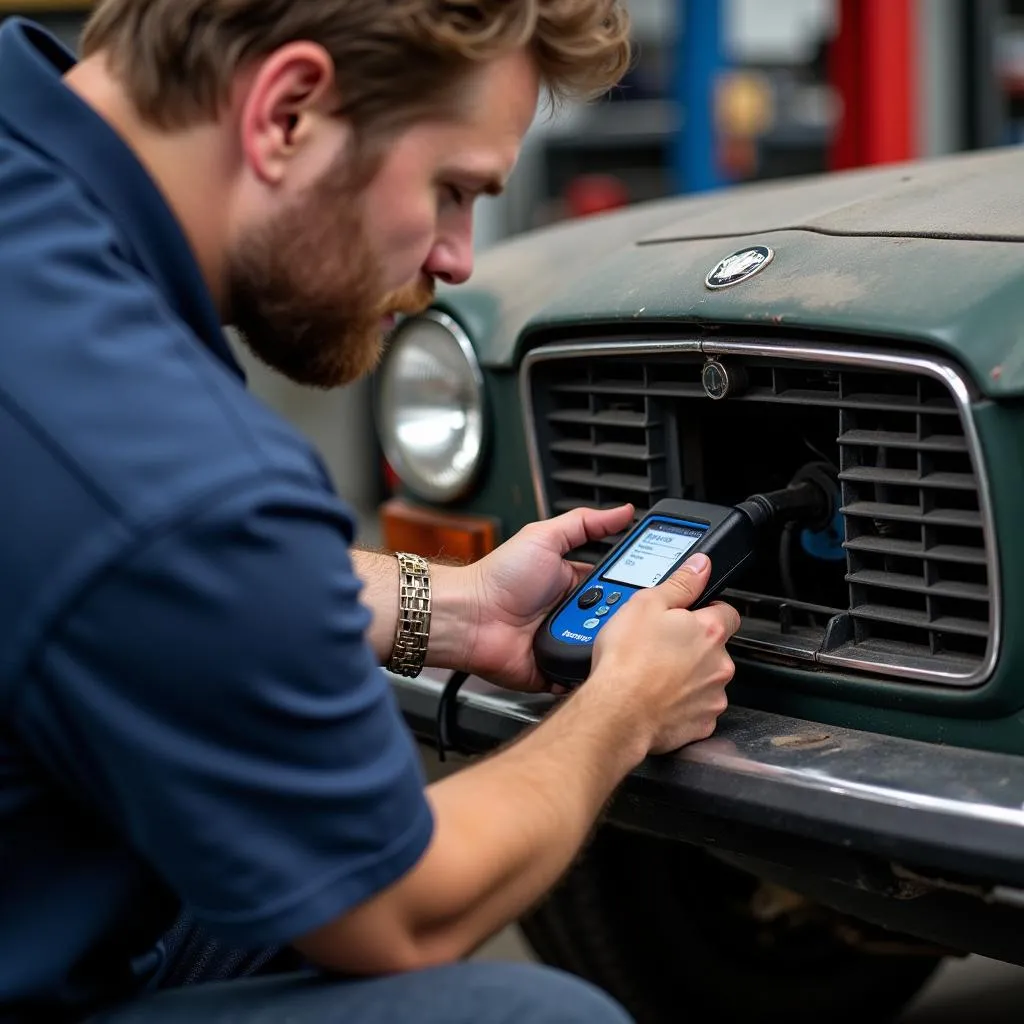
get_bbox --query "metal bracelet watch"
[388,552,432,678]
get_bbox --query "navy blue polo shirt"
[0,19,433,1020]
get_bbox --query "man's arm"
[24,482,447,952]
[293,558,738,976]
[294,675,644,974]
[350,548,477,671]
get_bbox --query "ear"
[237,41,338,187]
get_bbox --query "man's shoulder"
[0,132,330,518]
[0,136,349,693]
[0,131,123,269]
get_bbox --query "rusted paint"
[771,732,834,750]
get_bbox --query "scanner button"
[582,618,601,630]
[606,592,622,605]
[595,606,610,617]
[578,586,603,610]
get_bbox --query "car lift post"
[670,0,728,194]
[829,0,920,169]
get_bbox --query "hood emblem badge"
[705,245,774,290]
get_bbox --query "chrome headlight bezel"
[374,310,487,504]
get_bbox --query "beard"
[226,156,435,389]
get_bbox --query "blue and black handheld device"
[534,482,832,689]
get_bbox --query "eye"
[444,184,468,208]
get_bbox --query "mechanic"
[0,3,741,1023]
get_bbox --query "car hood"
[432,147,1024,397]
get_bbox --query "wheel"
[519,826,943,1024]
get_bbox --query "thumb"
[654,552,712,609]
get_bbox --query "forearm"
[296,673,648,975]
[412,681,646,959]
[351,548,476,671]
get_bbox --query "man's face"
[228,48,539,389]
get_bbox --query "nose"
[423,230,474,286]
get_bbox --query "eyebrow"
[447,169,506,197]
[477,175,506,197]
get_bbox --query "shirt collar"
[0,18,244,379]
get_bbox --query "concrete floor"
[422,751,1024,1021]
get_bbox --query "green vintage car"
[372,146,1024,1023]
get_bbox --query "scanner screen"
[602,520,707,589]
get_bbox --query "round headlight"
[375,311,486,503]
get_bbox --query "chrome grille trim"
[519,338,1000,688]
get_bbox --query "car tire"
[519,826,943,1024]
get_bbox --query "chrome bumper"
[389,670,1024,892]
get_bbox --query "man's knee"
[459,962,633,1024]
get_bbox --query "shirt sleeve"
[15,474,434,947]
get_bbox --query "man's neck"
[63,56,232,314]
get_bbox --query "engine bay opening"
[679,398,849,618]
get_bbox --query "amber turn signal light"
[379,498,499,564]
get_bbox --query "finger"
[540,504,635,557]
[692,600,743,641]
[651,552,712,610]
[707,600,743,639]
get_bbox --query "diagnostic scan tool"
[534,480,833,688]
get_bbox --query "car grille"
[522,339,997,686]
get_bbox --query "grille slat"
[843,536,986,565]
[551,498,651,517]
[835,397,957,415]
[550,468,664,493]
[528,345,994,686]
[551,382,962,412]
[847,569,988,602]
[839,429,967,453]
[842,501,982,529]
[547,409,657,428]
[548,439,660,461]
[839,466,976,491]
[851,604,989,638]
[550,381,704,398]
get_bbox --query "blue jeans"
[87,914,633,1024]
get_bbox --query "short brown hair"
[79,0,632,135]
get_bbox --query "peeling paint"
[763,269,870,311]
[771,733,834,750]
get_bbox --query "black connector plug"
[738,477,833,531]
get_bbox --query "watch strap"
[388,552,432,678]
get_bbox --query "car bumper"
[389,669,1024,895]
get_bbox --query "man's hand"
[463,504,636,691]
[588,552,740,753]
